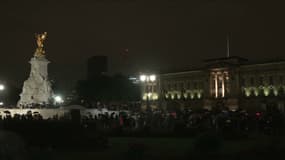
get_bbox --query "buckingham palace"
[141,56,285,112]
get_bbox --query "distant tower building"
[87,56,108,79]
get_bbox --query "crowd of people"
[80,107,285,136]
[0,107,284,136]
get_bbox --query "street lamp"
[140,75,147,82]
[0,84,4,91]
[140,74,156,112]
[0,84,4,107]
[54,95,64,105]
[149,75,156,82]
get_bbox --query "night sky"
[0,0,284,91]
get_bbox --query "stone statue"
[34,32,48,57]
[18,32,52,107]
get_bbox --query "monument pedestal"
[17,56,52,107]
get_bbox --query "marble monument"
[18,32,53,107]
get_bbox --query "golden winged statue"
[34,32,48,57]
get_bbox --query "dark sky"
[0,0,284,91]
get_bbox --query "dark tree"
[75,74,140,106]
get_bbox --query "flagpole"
[227,33,230,58]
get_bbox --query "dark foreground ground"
[1,132,285,160]
[1,119,285,160]
[45,137,285,160]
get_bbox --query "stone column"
[215,74,218,98]
[222,74,225,97]
[209,74,213,98]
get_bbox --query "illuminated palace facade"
[142,57,285,111]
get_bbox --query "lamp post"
[54,95,64,106]
[140,74,156,112]
[0,84,5,107]
[0,84,4,91]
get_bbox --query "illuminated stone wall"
[155,58,285,111]
[140,75,160,109]
[240,62,285,98]
[161,70,205,101]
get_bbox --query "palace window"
[250,77,254,85]
[180,82,184,90]
[269,76,273,85]
[280,76,283,84]
[187,82,190,89]
[193,82,198,89]
[259,77,264,85]
[168,83,171,90]
[241,77,245,86]
[199,81,203,88]
[174,83,177,90]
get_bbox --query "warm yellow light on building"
[152,93,159,100]
[183,93,188,99]
[244,88,251,97]
[140,75,147,82]
[273,88,278,96]
[190,93,194,99]
[197,92,202,99]
[165,94,169,99]
[149,75,156,82]
[171,94,175,99]
[177,93,181,99]
[254,88,259,96]
[0,84,5,91]
[264,88,270,96]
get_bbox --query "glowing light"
[0,102,3,105]
[152,93,158,100]
[54,96,64,103]
[215,74,218,98]
[273,88,278,96]
[0,84,4,91]
[165,94,169,99]
[222,77,225,97]
[190,93,194,99]
[255,112,261,117]
[129,77,137,80]
[197,92,202,99]
[140,75,146,82]
[171,94,175,99]
[254,89,259,96]
[264,88,270,96]
[177,93,181,99]
[244,88,251,97]
[149,75,156,82]
[183,93,188,99]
